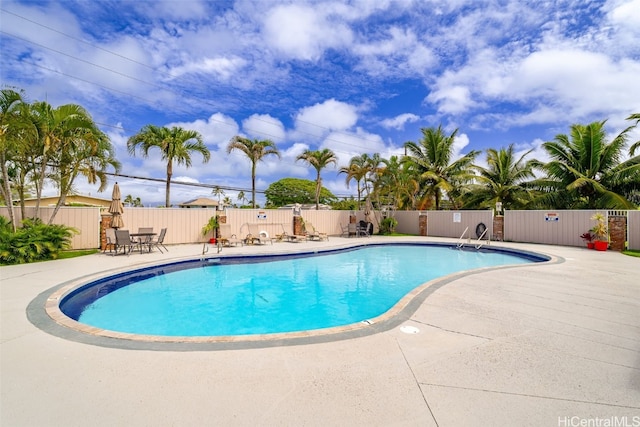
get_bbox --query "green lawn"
[622,250,640,258]
[58,249,99,259]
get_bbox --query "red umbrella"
[109,182,125,229]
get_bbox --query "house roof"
[178,197,219,207]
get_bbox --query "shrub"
[379,217,398,235]
[0,217,77,265]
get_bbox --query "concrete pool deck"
[1,236,639,426]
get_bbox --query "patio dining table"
[130,232,157,253]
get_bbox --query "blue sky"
[2,0,639,206]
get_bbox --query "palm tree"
[463,145,538,210]
[128,125,210,207]
[628,113,640,156]
[226,136,280,208]
[339,154,369,209]
[404,125,480,209]
[0,89,31,231]
[212,186,225,204]
[534,120,639,209]
[236,190,247,207]
[47,105,121,223]
[296,148,337,210]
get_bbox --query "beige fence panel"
[629,211,640,250]
[122,208,217,245]
[426,210,493,239]
[0,206,101,249]
[226,209,294,238]
[298,210,352,236]
[504,210,602,247]
[393,211,421,235]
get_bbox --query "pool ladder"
[202,241,222,256]
[456,227,490,250]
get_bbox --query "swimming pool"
[57,243,548,339]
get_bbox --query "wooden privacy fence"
[2,206,638,251]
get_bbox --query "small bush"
[0,217,77,265]
[379,217,398,235]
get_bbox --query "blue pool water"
[61,244,544,336]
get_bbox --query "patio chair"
[148,228,168,253]
[114,229,135,255]
[103,228,116,253]
[135,227,154,252]
[347,223,358,237]
[357,220,372,237]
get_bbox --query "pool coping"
[28,241,560,351]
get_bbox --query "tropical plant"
[48,107,120,223]
[590,213,608,241]
[404,125,480,210]
[533,120,639,209]
[462,145,538,210]
[296,148,337,210]
[227,136,280,208]
[339,154,370,209]
[128,125,210,207]
[0,88,29,231]
[201,215,219,240]
[212,186,225,203]
[124,195,143,207]
[379,217,398,235]
[0,217,77,265]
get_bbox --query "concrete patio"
[1,236,639,426]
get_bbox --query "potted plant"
[590,213,608,251]
[580,231,594,249]
[202,215,219,244]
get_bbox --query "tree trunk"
[166,160,172,208]
[0,156,17,232]
[251,163,256,208]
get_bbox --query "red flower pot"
[586,242,595,249]
[594,240,608,251]
[209,238,216,244]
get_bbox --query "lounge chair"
[305,222,328,241]
[114,229,135,255]
[218,224,242,247]
[252,230,273,245]
[148,228,168,253]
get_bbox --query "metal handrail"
[475,227,489,249]
[456,227,469,248]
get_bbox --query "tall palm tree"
[404,125,480,209]
[296,148,337,210]
[339,154,369,209]
[628,113,640,156]
[0,89,31,231]
[49,117,121,223]
[534,120,639,209]
[128,125,210,207]
[226,136,280,208]
[463,145,538,210]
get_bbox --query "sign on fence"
[544,212,559,222]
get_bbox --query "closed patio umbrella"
[109,182,125,229]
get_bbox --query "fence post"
[493,215,504,241]
[99,214,112,250]
[419,213,427,236]
[608,213,626,252]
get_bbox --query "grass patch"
[58,249,99,259]
[622,250,640,258]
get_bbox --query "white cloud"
[242,114,286,142]
[168,56,248,80]
[291,99,359,142]
[169,113,239,150]
[262,4,352,60]
[380,113,420,130]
